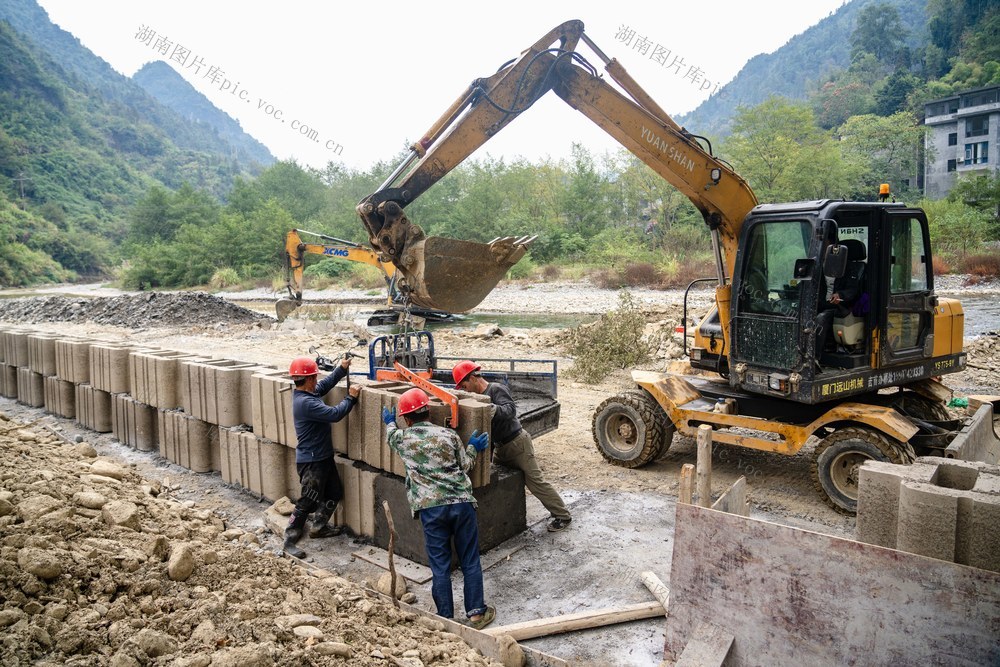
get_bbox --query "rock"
[0,608,25,627]
[45,604,69,621]
[313,642,353,657]
[145,535,169,561]
[90,460,127,480]
[167,544,195,581]
[0,498,12,517]
[416,616,445,632]
[17,429,37,442]
[472,323,503,338]
[17,495,61,521]
[375,572,408,599]
[293,625,323,639]
[271,497,295,515]
[134,628,178,657]
[76,442,97,457]
[239,532,260,545]
[17,547,62,579]
[73,491,107,509]
[210,643,276,667]
[191,619,217,645]
[109,649,140,667]
[201,549,218,564]
[496,633,526,667]
[220,528,243,541]
[102,500,140,530]
[401,592,417,604]
[174,657,212,667]
[275,613,322,631]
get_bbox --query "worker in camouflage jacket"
[383,387,496,630]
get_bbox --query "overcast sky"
[37,1,848,171]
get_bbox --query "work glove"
[381,407,396,426]
[469,430,489,452]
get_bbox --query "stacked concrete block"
[858,456,1000,572]
[158,410,217,473]
[43,376,76,419]
[16,367,44,407]
[75,383,112,433]
[130,350,203,409]
[55,338,95,385]
[111,393,158,452]
[336,454,381,538]
[90,343,155,395]
[1,364,17,399]
[26,333,58,377]
[219,426,287,502]
[250,370,297,446]
[181,359,272,427]
[2,329,31,369]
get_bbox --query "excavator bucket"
[398,235,534,313]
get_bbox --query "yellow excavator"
[276,229,453,325]
[350,19,998,513]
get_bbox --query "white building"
[924,85,999,199]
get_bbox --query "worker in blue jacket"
[284,356,360,558]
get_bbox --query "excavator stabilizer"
[398,235,533,313]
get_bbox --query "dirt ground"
[1,278,999,666]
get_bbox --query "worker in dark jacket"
[284,356,360,558]
[452,361,572,532]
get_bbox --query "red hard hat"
[452,360,481,387]
[398,388,429,416]
[289,357,319,377]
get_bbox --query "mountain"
[132,61,274,167]
[678,0,928,136]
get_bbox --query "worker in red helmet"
[453,360,572,532]
[283,355,360,559]
[382,387,496,630]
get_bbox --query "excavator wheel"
[894,391,952,422]
[592,389,674,468]
[812,426,913,515]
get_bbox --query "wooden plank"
[484,600,665,642]
[352,547,433,584]
[663,503,1000,666]
[696,424,712,508]
[675,621,734,667]
[679,463,694,505]
[711,476,749,517]
[639,571,669,614]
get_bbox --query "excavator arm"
[356,19,757,313]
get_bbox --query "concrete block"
[373,464,526,566]
[896,481,959,561]
[75,383,112,433]
[158,410,215,473]
[130,350,204,409]
[16,367,44,408]
[181,359,264,427]
[284,447,299,501]
[111,393,158,452]
[55,338,94,384]
[43,376,76,419]
[3,330,31,368]
[857,460,936,548]
[339,455,362,535]
[27,333,57,376]
[965,500,1000,572]
[329,385,349,455]
[251,370,296,446]
[91,343,153,395]
[1,364,16,399]
[219,426,288,502]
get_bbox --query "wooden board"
[352,547,433,584]
[484,600,665,642]
[675,622,734,667]
[663,503,1000,666]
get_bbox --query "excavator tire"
[592,389,673,468]
[894,391,952,422]
[812,426,913,515]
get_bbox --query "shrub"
[622,262,663,287]
[960,253,1000,278]
[563,290,652,383]
[592,268,624,289]
[659,255,715,288]
[209,267,241,289]
[541,264,562,280]
[932,256,950,276]
[507,254,538,280]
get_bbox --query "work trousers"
[293,459,342,521]
[493,430,571,520]
[419,502,486,619]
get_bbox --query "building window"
[948,132,958,146]
[966,115,989,137]
[961,90,998,107]
[964,142,989,165]
[947,159,957,172]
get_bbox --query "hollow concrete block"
[3,330,31,368]
[91,343,152,395]
[158,410,214,473]
[55,338,94,384]
[251,370,295,446]
[181,359,262,427]
[27,334,57,377]
[75,383,112,433]
[896,481,959,562]
[1,365,16,399]
[43,376,76,419]
[130,350,204,409]
[219,426,287,502]
[111,393,158,452]
[16,367,44,408]
[857,460,937,548]
[965,500,1000,572]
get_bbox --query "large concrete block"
[182,359,273,427]
[1,365,16,399]
[75,383,112,433]
[16,367,44,408]
[43,376,76,419]
[857,460,937,548]
[373,465,526,566]
[896,481,959,561]
[55,338,94,384]
[27,333,57,377]
[111,393,158,452]
[219,426,288,502]
[158,410,215,473]
[91,343,155,395]
[130,350,204,409]
[251,370,296,446]
[2,330,32,368]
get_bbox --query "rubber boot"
[309,502,342,538]
[283,512,308,559]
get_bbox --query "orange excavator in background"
[349,19,997,513]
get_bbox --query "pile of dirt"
[0,414,503,666]
[0,293,272,329]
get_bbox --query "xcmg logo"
[323,248,350,257]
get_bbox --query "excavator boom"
[356,20,756,312]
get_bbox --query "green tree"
[837,112,925,197]
[558,144,612,240]
[850,2,907,65]
[921,196,992,260]
[949,172,1000,235]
